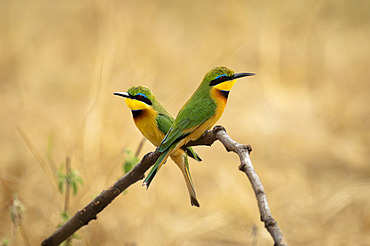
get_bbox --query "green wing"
[156,112,174,135]
[159,97,216,152]
[156,112,202,162]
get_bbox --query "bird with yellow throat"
[114,86,202,207]
[143,66,255,188]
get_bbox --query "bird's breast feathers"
[134,108,165,146]
[211,87,228,117]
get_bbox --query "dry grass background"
[1,0,369,245]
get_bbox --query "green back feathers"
[158,67,235,152]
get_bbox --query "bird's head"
[204,66,255,92]
[114,86,155,111]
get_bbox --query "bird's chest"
[134,109,165,147]
[209,88,228,124]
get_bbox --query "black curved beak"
[114,92,131,98]
[232,72,256,79]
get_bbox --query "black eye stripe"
[209,75,233,86]
[134,94,152,105]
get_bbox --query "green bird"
[143,66,255,188]
[114,86,202,207]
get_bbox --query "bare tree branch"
[188,126,287,246]
[41,126,287,246]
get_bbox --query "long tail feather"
[179,152,200,207]
[143,147,172,188]
[184,147,202,162]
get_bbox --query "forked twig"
[187,126,287,246]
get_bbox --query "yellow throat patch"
[213,79,237,91]
[125,98,150,111]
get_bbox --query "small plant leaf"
[1,238,10,246]
[123,149,139,174]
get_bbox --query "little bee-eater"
[143,66,255,188]
[114,86,201,207]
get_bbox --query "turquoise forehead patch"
[136,93,148,98]
[215,74,228,79]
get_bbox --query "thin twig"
[64,157,71,213]
[16,126,58,190]
[64,157,72,246]
[134,137,146,157]
[41,126,287,246]
[1,168,31,246]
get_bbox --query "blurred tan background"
[1,0,369,245]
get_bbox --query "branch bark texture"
[41,126,287,246]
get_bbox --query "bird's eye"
[134,93,152,105]
[215,74,227,80]
[136,93,147,99]
[209,74,230,86]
